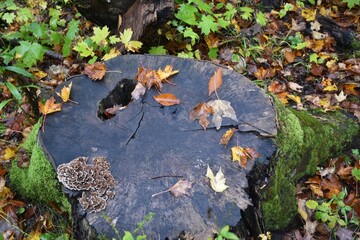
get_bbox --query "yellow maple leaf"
[157,65,179,81]
[56,82,72,102]
[302,9,317,21]
[206,165,229,192]
[4,147,16,160]
[287,94,301,104]
[39,97,62,115]
[231,146,250,169]
[102,48,121,61]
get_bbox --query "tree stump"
[39,54,277,239]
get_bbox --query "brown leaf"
[190,102,214,130]
[153,93,181,106]
[219,128,235,146]
[38,97,62,115]
[268,81,286,94]
[284,50,296,63]
[231,146,251,169]
[169,179,193,197]
[82,62,107,81]
[245,147,261,159]
[134,65,178,91]
[208,67,223,96]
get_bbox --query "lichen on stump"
[260,99,360,230]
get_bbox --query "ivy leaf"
[2,12,16,24]
[206,165,229,192]
[148,46,167,55]
[91,26,110,45]
[14,41,47,68]
[73,41,94,58]
[199,15,218,35]
[238,7,254,20]
[183,27,199,44]
[256,12,268,26]
[175,4,198,25]
[120,28,143,52]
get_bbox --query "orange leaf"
[153,93,181,106]
[157,65,179,81]
[82,62,107,81]
[268,81,286,94]
[190,102,214,130]
[284,50,295,63]
[38,97,62,115]
[208,67,223,96]
[231,146,250,169]
[219,128,235,146]
[56,82,72,102]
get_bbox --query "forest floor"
[0,0,359,239]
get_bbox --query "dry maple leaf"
[152,179,193,198]
[157,65,179,81]
[39,97,62,115]
[231,146,251,169]
[56,82,74,103]
[82,62,107,81]
[134,65,179,91]
[189,102,214,130]
[219,128,235,146]
[206,165,229,192]
[208,67,223,96]
[153,93,181,106]
[169,179,193,197]
[207,100,238,130]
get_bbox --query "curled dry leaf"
[206,165,229,192]
[207,99,238,130]
[82,62,107,81]
[231,146,260,169]
[153,93,181,106]
[135,65,179,91]
[208,67,223,96]
[39,97,62,115]
[189,102,214,130]
[288,82,303,92]
[219,128,235,146]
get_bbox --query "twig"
[148,175,184,180]
[151,189,170,198]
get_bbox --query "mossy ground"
[9,119,71,214]
[261,101,360,230]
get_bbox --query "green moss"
[9,118,71,214]
[261,101,359,230]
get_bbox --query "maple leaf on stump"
[39,97,62,115]
[82,62,107,81]
[189,102,214,130]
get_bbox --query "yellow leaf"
[287,94,301,104]
[126,40,143,52]
[4,147,16,160]
[157,65,179,81]
[323,84,338,92]
[56,82,72,102]
[302,9,317,21]
[231,146,250,169]
[102,48,121,61]
[219,128,235,146]
[206,165,229,192]
[39,97,62,115]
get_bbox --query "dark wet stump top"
[39,55,277,239]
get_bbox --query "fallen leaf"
[310,21,321,31]
[231,146,249,168]
[38,97,62,115]
[335,91,347,102]
[207,100,238,130]
[102,48,121,61]
[268,81,286,94]
[284,50,296,63]
[153,93,181,106]
[288,82,303,92]
[169,179,193,197]
[287,94,301,104]
[56,82,72,102]
[82,62,107,81]
[3,147,16,160]
[206,165,229,192]
[245,147,261,159]
[219,128,235,146]
[131,83,146,100]
[291,19,306,31]
[157,65,179,81]
[302,9,317,21]
[208,67,223,96]
[190,102,214,130]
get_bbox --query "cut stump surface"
[39,55,277,239]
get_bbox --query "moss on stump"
[9,119,71,214]
[260,101,360,230]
